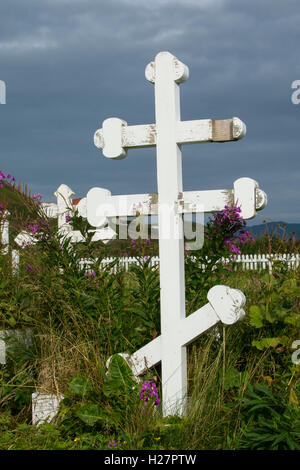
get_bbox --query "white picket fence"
[79,253,300,274]
[229,253,300,272]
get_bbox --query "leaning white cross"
[39,184,116,244]
[14,184,117,252]
[53,184,116,244]
[89,51,267,416]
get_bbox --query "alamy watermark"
[90,199,205,250]
[291,80,300,104]
[0,80,6,104]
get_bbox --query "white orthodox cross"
[89,51,267,416]
[53,184,116,244]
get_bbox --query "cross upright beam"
[152,52,187,415]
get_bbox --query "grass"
[0,181,299,450]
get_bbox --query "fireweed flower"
[211,205,254,255]
[28,224,40,235]
[130,239,137,248]
[140,381,160,406]
[0,171,14,188]
[84,270,95,279]
[32,193,42,203]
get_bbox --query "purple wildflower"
[84,270,96,279]
[33,193,42,203]
[65,214,71,223]
[229,243,241,255]
[108,440,116,448]
[139,381,160,406]
[28,223,40,234]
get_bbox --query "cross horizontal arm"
[86,178,266,227]
[180,286,245,347]
[121,285,246,377]
[129,336,162,376]
[179,303,219,347]
[94,117,246,159]
[86,187,156,227]
[176,117,246,144]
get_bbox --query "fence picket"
[3,249,300,274]
[1,216,299,274]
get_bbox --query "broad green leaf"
[76,404,105,426]
[68,376,92,397]
[249,305,263,328]
[285,314,300,328]
[103,354,136,398]
[7,316,17,327]
[252,336,288,350]
[289,389,298,406]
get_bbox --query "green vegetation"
[0,177,299,450]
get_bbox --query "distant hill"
[121,221,300,241]
[247,222,300,240]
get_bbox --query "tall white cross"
[90,51,267,416]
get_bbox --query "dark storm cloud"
[0,0,299,224]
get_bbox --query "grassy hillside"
[0,181,48,246]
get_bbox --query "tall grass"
[0,181,299,450]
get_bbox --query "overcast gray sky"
[0,0,299,225]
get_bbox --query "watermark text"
[291,80,300,104]
[0,80,6,104]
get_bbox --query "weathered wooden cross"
[88,51,267,416]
